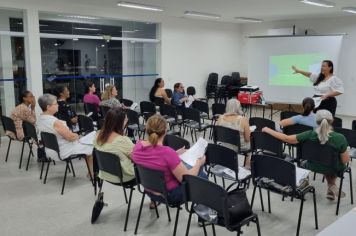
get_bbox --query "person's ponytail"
[302,97,315,116]
[145,114,167,146]
[316,118,331,144]
[148,132,160,146]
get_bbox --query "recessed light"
[235,17,264,23]
[184,11,221,19]
[58,14,98,20]
[101,44,105,47]
[73,38,79,41]
[74,27,100,31]
[299,0,335,8]
[117,2,163,11]
[342,7,356,14]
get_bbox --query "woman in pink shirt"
[83,82,100,110]
[132,114,206,207]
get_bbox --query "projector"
[239,85,259,92]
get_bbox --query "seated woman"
[279,97,317,129]
[8,90,37,140]
[172,83,190,110]
[263,109,349,200]
[149,78,170,105]
[37,94,93,175]
[132,114,206,206]
[83,82,101,111]
[100,85,126,109]
[53,86,78,130]
[94,107,135,183]
[217,98,251,167]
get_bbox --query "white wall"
[240,15,356,116]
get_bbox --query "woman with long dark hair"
[292,60,344,116]
[149,78,170,104]
[83,82,100,111]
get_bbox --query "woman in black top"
[53,86,78,130]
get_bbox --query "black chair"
[84,103,99,121]
[297,140,353,215]
[334,127,356,151]
[22,121,41,171]
[211,103,226,122]
[249,117,275,131]
[251,154,318,236]
[280,111,300,120]
[213,125,250,165]
[94,149,136,231]
[78,115,95,135]
[40,132,92,195]
[352,120,356,130]
[206,72,219,103]
[218,75,232,102]
[333,116,343,128]
[163,134,190,151]
[99,105,111,118]
[139,101,156,121]
[282,124,313,158]
[159,103,183,132]
[251,131,286,159]
[183,175,261,236]
[134,164,182,236]
[186,86,196,96]
[192,100,210,121]
[1,115,22,165]
[206,143,250,190]
[182,107,212,142]
[126,109,145,140]
[165,88,173,99]
[153,97,165,107]
[120,98,134,107]
[229,72,241,97]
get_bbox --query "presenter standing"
[292,60,344,116]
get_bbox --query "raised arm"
[292,66,312,78]
[262,127,299,144]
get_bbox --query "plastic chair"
[352,120,356,130]
[165,88,173,99]
[182,107,212,142]
[183,175,261,236]
[94,149,136,231]
[193,100,210,121]
[333,116,343,128]
[99,106,111,118]
[251,154,318,236]
[206,72,219,103]
[134,164,182,236]
[22,121,41,171]
[283,124,313,158]
[1,115,22,164]
[40,132,92,195]
[249,117,275,131]
[125,109,145,140]
[159,103,183,133]
[163,134,190,150]
[120,98,134,107]
[78,115,95,135]
[139,101,156,121]
[251,131,287,160]
[84,103,99,121]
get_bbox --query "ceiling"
[54,0,356,23]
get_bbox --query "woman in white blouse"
[292,60,344,116]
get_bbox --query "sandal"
[149,201,161,209]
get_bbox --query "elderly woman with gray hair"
[37,94,93,176]
[262,109,349,200]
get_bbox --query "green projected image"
[269,53,326,87]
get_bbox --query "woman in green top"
[94,107,135,183]
[262,110,349,201]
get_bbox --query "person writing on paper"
[149,78,171,105]
[262,110,349,200]
[132,114,206,206]
[217,98,251,168]
[37,94,93,176]
[100,85,127,109]
[292,60,344,116]
[279,97,317,129]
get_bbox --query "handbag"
[91,192,106,224]
[222,188,252,230]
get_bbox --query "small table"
[316,207,356,235]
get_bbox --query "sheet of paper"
[179,137,208,166]
[250,125,256,132]
[130,102,138,110]
[313,97,322,108]
[79,131,96,145]
[296,166,310,186]
[222,166,251,180]
[185,95,194,108]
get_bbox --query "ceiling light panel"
[117,2,163,11]
[299,0,336,8]
[184,11,221,19]
[342,7,356,14]
[235,17,263,23]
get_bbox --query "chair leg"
[258,187,265,212]
[123,188,128,204]
[267,190,271,213]
[312,190,318,229]
[211,223,216,236]
[336,177,344,215]
[194,130,198,142]
[222,178,226,189]
[349,170,353,204]
[202,221,208,236]
[124,188,134,232]
[313,172,316,181]
[296,198,304,236]
[165,203,171,222]
[61,162,69,195]
[43,161,51,184]
[173,207,180,236]
[5,139,12,162]
[185,204,194,236]
[69,160,76,177]
[19,140,25,169]
[40,160,45,179]
[154,201,160,218]
[251,185,257,208]
[255,216,261,236]
[26,143,33,171]
[134,193,145,235]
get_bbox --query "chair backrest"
[183,107,201,124]
[334,127,356,149]
[207,73,218,85]
[251,154,297,189]
[119,98,133,107]
[134,164,167,198]
[165,89,173,98]
[251,132,284,157]
[280,111,300,121]
[84,103,99,121]
[1,115,17,136]
[213,125,241,149]
[249,117,275,131]
[205,143,239,176]
[40,132,61,159]
[140,101,156,120]
[163,134,190,150]
[212,103,226,116]
[78,114,94,134]
[159,104,177,119]
[186,86,196,96]
[94,149,124,180]
[99,106,111,118]
[192,100,209,117]
[352,120,356,131]
[126,109,140,125]
[22,121,38,142]
[231,72,241,86]
[283,123,313,136]
[297,140,339,172]
[183,175,226,214]
[333,117,343,128]
[221,75,232,86]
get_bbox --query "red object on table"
[237,91,263,104]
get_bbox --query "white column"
[0,14,15,116]
[23,8,42,114]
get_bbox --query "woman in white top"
[292,60,344,116]
[37,94,93,176]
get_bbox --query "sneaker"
[330,185,346,198]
